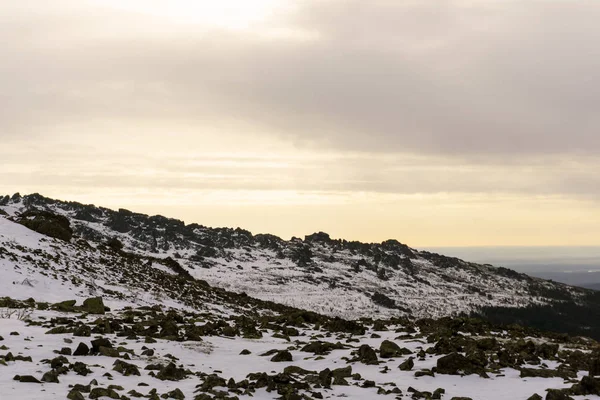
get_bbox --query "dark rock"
[67,390,85,400]
[89,387,120,399]
[15,375,41,383]
[82,297,105,314]
[18,210,73,241]
[301,341,344,355]
[571,375,600,396]
[284,366,316,375]
[164,388,185,399]
[476,337,499,351]
[72,362,92,376]
[415,369,435,377]
[536,343,559,359]
[271,350,293,362]
[399,357,414,371]
[73,324,91,337]
[318,368,332,387]
[91,337,112,352]
[59,347,72,355]
[545,389,573,400]
[436,352,486,377]
[141,348,155,356]
[332,366,352,379]
[99,346,120,357]
[113,359,141,376]
[590,357,600,377]
[357,344,378,365]
[51,300,77,312]
[372,292,396,309]
[50,355,69,369]
[379,340,402,358]
[73,342,89,356]
[41,370,60,383]
[156,363,188,381]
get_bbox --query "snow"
[1,197,599,400]
[1,195,581,322]
[1,313,598,400]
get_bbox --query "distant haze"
[427,246,600,288]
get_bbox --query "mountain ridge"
[3,193,600,400]
[0,192,594,329]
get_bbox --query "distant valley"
[426,247,600,289]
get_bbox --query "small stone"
[67,390,85,400]
[59,347,72,355]
[270,350,293,362]
[73,342,89,356]
[16,375,41,383]
[41,370,60,383]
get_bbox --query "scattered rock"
[73,342,89,356]
[357,344,378,365]
[399,357,415,371]
[113,359,141,376]
[89,387,120,399]
[41,370,60,383]
[271,350,293,362]
[14,375,41,383]
[379,340,402,358]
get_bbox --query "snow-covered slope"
[3,305,598,400]
[0,193,585,320]
[2,193,600,400]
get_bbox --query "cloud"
[2,0,600,157]
[1,0,600,212]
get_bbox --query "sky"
[1,0,599,247]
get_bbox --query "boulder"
[89,387,120,399]
[436,352,486,377]
[379,340,402,358]
[91,337,112,353]
[399,357,415,371]
[15,375,41,383]
[73,342,89,356]
[41,370,60,383]
[271,350,293,362]
[52,300,77,313]
[156,362,188,381]
[590,357,600,377]
[545,389,573,400]
[82,297,105,315]
[73,325,91,337]
[113,360,141,376]
[357,344,378,365]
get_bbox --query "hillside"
[0,193,590,321]
[2,193,600,399]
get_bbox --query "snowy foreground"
[1,304,598,400]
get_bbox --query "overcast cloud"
[1,0,599,244]
[2,0,600,155]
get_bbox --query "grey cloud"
[214,0,600,155]
[2,0,600,157]
[0,0,600,162]
[2,140,599,199]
